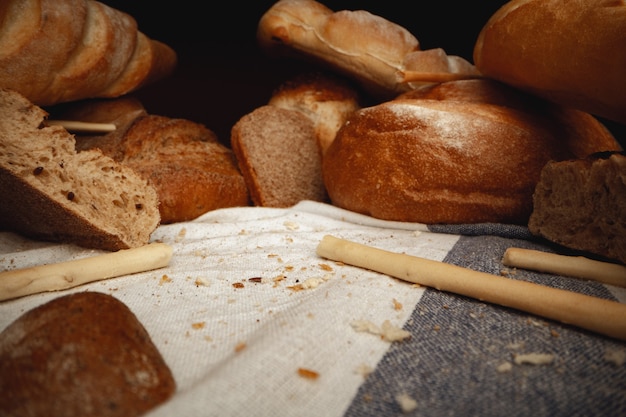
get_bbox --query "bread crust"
[473,0,626,125]
[322,80,622,225]
[0,0,176,106]
[0,292,176,417]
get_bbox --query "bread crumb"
[355,363,373,377]
[496,361,513,373]
[159,274,172,285]
[350,319,410,342]
[513,353,554,365]
[319,263,333,271]
[604,347,626,366]
[234,342,247,352]
[395,393,418,413]
[175,227,187,242]
[297,367,319,380]
[392,298,403,311]
[194,277,210,287]
[232,282,244,288]
[284,221,299,230]
[191,322,205,330]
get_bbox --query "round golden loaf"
[322,80,622,225]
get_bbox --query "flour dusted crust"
[258,0,479,100]
[322,80,622,224]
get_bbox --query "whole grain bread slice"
[0,88,160,251]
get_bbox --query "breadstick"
[0,243,173,302]
[46,119,116,133]
[502,248,626,288]
[316,235,626,341]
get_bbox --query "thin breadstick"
[316,235,626,342]
[46,119,116,133]
[399,71,484,84]
[502,248,626,288]
[0,243,173,302]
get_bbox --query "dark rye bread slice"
[0,292,176,417]
[230,105,328,207]
[0,88,160,250]
[528,151,626,265]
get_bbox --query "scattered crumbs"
[284,221,299,230]
[297,367,319,380]
[192,249,210,259]
[412,230,422,237]
[238,229,249,235]
[248,277,263,283]
[159,274,172,285]
[195,277,210,287]
[268,253,279,258]
[433,325,441,331]
[232,282,245,289]
[350,319,411,342]
[496,361,513,373]
[272,275,286,287]
[191,322,206,330]
[442,304,449,309]
[284,265,295,272]
[319,263,333,272]
[469,312,477,319]
[355,363,373,377]
[513,353,555,365]
[392,298,403,311]
[234,342,247,353]
[175,227,187,243]
[550,329,560,338]
[604,347,626,366]
[395,393,418,413]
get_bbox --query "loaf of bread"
[322,79,622,225]
[0,0,177,106]
[258,0,480,100]
[231,105,327,207]
[55,98,250,223]
[473,0,626,125]
[0,88,160,250]
[268,71,361,156]
[0,292,176,417]
[528,151,626,265]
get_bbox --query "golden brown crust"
[473,0,626,125]
[323,80,622,225]
[0,0,177,106]
[0,292,176,417]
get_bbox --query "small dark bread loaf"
[528,151,626,265]
[0,292,176,417]
[322,79,622,225]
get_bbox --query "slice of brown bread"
[230,105,327,207]
[528,151,626,264]
[0,88,160,251]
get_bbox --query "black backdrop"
[99,1,625,146]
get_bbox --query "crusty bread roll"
[0,0,177,106]
[258,0,480,100]
[231,105,327,207]
[268,71,361,156]
[473,0,626,125]
[528,151,626,265]
[0,88,160,251]
[0,292,176,417]
[55,98,250,223]
[322,79,622,225]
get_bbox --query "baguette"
[473,0,626,125]
[0,0,176,106]
[0,88,160,251]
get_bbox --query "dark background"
[100,1,625,146]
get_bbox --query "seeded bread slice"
[0,88,160,250]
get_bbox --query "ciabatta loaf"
[529,151,626,265]
[322,80,622,225]
[0,0,177,106]
[258,0,480,100]
[473,0,626,125]
[0,88,160,250]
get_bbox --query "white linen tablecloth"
[1,201,625,417]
